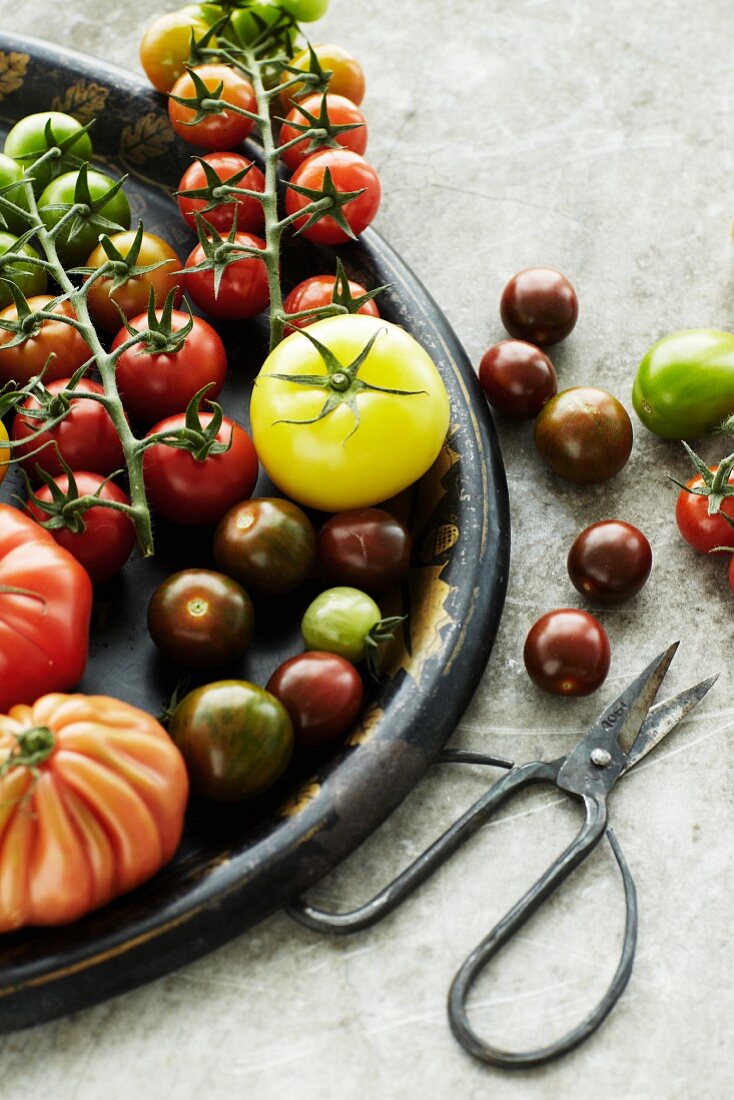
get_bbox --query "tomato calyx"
[0,282,73,349]
[363,614,405,679]
[12,117,96,184]
[23,459,127,536]
[0,725,55,777]
[74,221,176,291]
[283,258,388,329]
[169,64,259,127]
[185,212,266,298]
[144,384,233,463]
[672,442,734,523]
[276,92,364,159]
[279,43,332,102]
[175,155,262,215]
[117,286,194,356]
[285,165,365,239]
[39,163,129,250]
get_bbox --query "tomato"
[0,504,92,710]
[3,111,93,195]
[266,651,362,748]
[0,153,30,232]
[301,586,382,663]
[500,268,578,347]
[25,472,136,585]
[183,231,269,319]
[179,3,226,24]
[11,378,123,479]
[279,93,367,172]
[168,680,293,801]
[0,421,8,486]
[85,231,183,332]
[147,569,254,669]
[38,169,131,267]
[675,467,734,553]
[0,295,91,387]
[280,0,330,20]
[230,3,297,47]
[318,508,411,592]
[112,309,227,424]
[143,413,259,526]
[633,330,734,440]
[568,521,652,605]
[281,44,365,106]
[524,610,611,696]
[177,152,265,233]
[0,692,188,929]
[283,273,379,329]
[139,10,214,94]
[168,65,257,151]
[479,339,557,419]
[534,387,633,485]
[285,149,381,245]
[0,231,47,307]
[213,497,316,595]
[250,314,450,511]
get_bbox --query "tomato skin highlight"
[177,153,265,233]
[675,468,734,554]
[169,65,257,150]
[147,569,254,669]
[567,520,652,605]
[500,268,578,347]
[0,295,91,388]
[534,387,633,485]
[285,149,381,245]
[317,508,411,593]
[283,274,379,329]
[213,497,316,596]
[524,609,611,697]
[279,93,367,172]
[267,651,363,747]
[479,340,557,420]
[183,231,269,320]
[85,231,183,332]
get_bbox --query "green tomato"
[0,153,30,233]
[633,329,734,439]
[178,3,226,25]
[230,2,298,48]
[38,169,131,268]
[280,0,330,20]
[302,586,382,663]
[0,231,47,307]
[4,112,93,196]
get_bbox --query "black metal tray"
[0,32,510,1031]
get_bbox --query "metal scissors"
[288,642,716,1069]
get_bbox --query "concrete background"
[1,0,734,1096]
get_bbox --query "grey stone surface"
[1,0,733,1096]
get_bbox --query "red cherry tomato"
[112,309,227,424]
[266,651,363,747]
[183,232,269,320]
[675,467,734,554]
[168,64,256,151]
[11,378,124,480]
[285,149,381,245]
[143,413,259,526]
[177,152,265,233]
[279,93,367,173]
[283,274,379,329]
[0,296,90,387]
[567,521,652,605]
[523,609,610,696]
[479,340,557,419]
[25,473,136,585]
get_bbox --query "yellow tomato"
[0,421,8,485]
[250,314,450,511]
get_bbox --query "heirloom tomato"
[279,93,367,172]
[0,295,91,387]
[479,340,557,419]
[317,508,411,592]
[500,268,578,347]
[183,231,269,320]
[140,10,213,93]
[267,651,362,748]
[534,387,633,485]
[524,609,610,697]
[4,111,93,194]
[169,65,257,150]
[213,497,316,595]
[567,520,652,605]
[281,44,365,106]
[250,314,450,511]
[0,692,188,929]
[0,231,47,307]
[85,231,183,332]
[177,152,265,233]
[301,586,383,663]
[285,149,381,245]
[675,467,734,554]
[147,569,254,669]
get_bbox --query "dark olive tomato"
[500,267,578,347]
[213,497,316,595]
[168,679,293,801]
[317,508,412,593]
[524,609,610,696]
[479,339,557,419]
[147,569,254,669]
[267,651,363,747]
[534,387,633,485]
[568,521,652,605]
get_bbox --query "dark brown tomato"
[478,339,557,419]
[567,521,652,606]
[534,387,633,485]
[523,609,611,696]
[213,497,316,596]
[147,569,254,668]
[317,508,412,593]
[500,267,578,346]
[266,651,364,747]
[168,679,293,802]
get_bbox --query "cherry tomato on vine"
[279,94,367,172]
[285,149,381,245]
[177,153,265,233]
[534,387,633,485]
[25,473,136,585]
[567,521,652,605]
[283,274,379,329]
[0,422,9,486]
[280,0,330,20]
[281,44,365,106]
[147,569,254,669]
[11,378,124,479]
[139,11,214,94]
[112,309,227,424]
[301,586,382,663]
[229,3,297,48]
[38,170,131,267]
[675,468,734,554]
[168,679,293,802]
[168,65,257,151]
[266,651,362,748]
[143,413,259,526]
[85,231,183,332]
[179,3,226,24]
[213,497,316,596]
[0,153,29,232]
[0,231,47,307]
[0,296,91,388]
[500,268,579,347]
[318,508,412,592]
[183,232,269,319]
[479,340,557,420]
[3,111,93,195]
[523,609,610,697]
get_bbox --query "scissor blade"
[620,675,718,775]
[603,641,680,757]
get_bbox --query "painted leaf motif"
[119,112,174,166]
[51,80,108,124]
[0,51,28,101]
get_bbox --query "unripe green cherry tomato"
[301,586,382,663]
[633,330,734,439]
[280,0,330,21]
[0,231,47,306]
[38,169,131,267]
[4,112,93,195]
[0,153,30,231]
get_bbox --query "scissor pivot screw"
[591,748,612,767]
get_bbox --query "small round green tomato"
[38,169,131,267]
[4,112,93,195]
[230,2,296,45]
[301,586,382,663]
[280,0,330,20]
[0,153,30,232]
[168,680,294,802]
[147,568,254,670]
[0,231,47,307]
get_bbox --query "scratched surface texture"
[1,0,733,1096]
